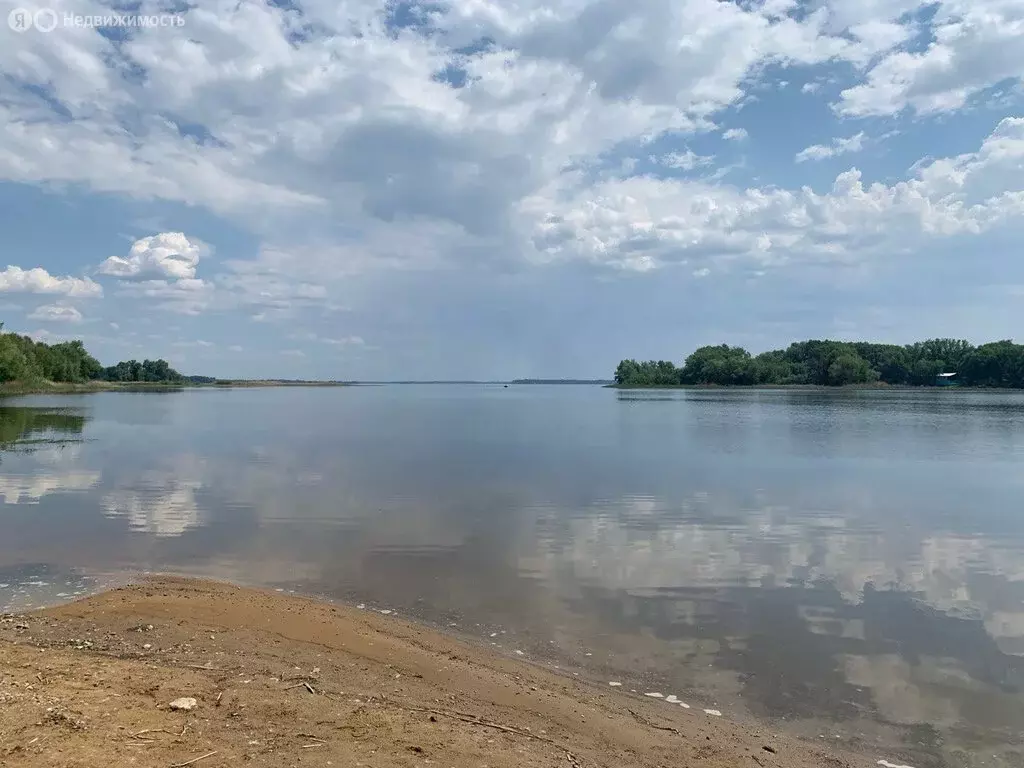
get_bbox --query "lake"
[2,386,1023,767]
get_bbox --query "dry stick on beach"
[131,728,177,739]
[404,708,585,768]
[169,751,218,768]
[176,663,224,671]
[627,709,681,735]
[400,705,558,744]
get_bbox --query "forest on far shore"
[0,325,185,384]
[615,338,1024,388]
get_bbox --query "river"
[2,385,1023,766]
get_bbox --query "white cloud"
[27,304,84,323]
[115,278,215,316]
[0,0,1021,342]
[281,349,305,357]
[0,266,101,297]
[837,2,1024,116]
[524,118,1024,271]
[0,0,855,262]
[321,336,365,346]
[289,331,364,346]
[795,132,867,162]
[656,150,715,171]
[98,232,210,281]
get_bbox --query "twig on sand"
[169,750,217,767]
[283,680,318,694]
[131,728,177,740]
[401,706,557,744]
[178,664,224,671]
[627,709,680,735]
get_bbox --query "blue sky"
[1,0,1023,379]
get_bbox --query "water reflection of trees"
[0,406,87,450]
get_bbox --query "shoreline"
[0,380,349,397]
[0,576,888,768]
[609,383,996,390]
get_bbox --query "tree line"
[0,326,185,385]
[615,338,1024,388]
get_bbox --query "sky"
[0,0,1022,380]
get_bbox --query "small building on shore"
[936,372,958,387]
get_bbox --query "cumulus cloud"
[0,266,101,297]
[27,304,84,323]
[524,118,1024,271]
[0,0,858,252]
[0,0,1022,357]
[795,132,867,162]
[837,1,1024,116]
[98,233,210,281]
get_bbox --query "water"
[2,386,1024,766]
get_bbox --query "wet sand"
[1,577,887,768]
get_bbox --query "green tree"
[827,353,877,385]
[1,324,187,385]
[614,336,1024,388]
[960,341,1024,387]
[680,345,753,385]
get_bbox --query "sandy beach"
[0,577,886,768]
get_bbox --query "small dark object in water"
[504,384,509,388]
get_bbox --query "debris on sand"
[0,577,869,768]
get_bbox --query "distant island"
[512,379,613,385]
[615,338,1024,388]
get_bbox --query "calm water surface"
[2,386,1024,767]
